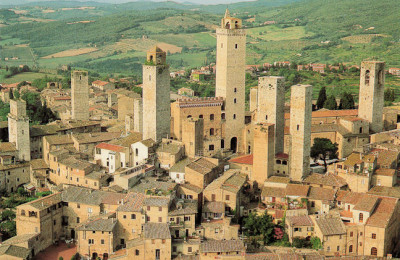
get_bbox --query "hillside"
[0,0,400,76]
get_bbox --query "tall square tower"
[358,61,385,133]
[71,70,89,121]
[256,76,285,154]
[253,123,275,187]
[8,99,30,161]
[142,46,170,142]
[289,84,313,182]
[215,9,246,153]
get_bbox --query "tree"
[384,88,395,102]
[324,95,337,110]
[311,237,322,250]
[339,92,355,109]
[243,212,275,244]
[316,87,327,109]
[311,138,338,172]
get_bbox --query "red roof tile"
[96,142,125,152]
[229,154,253,165]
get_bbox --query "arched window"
[359,127,363,134]
[225,22,230,29]
[210,114,215,121]
[135,249,140,256]
[265,115,268,120]
[234,98,237,104]
[149,55,153,62]
[349,245,353,253]
[221,113,225,120]
[365,70,370,85]
[210,128,215,136]
[371,247,377,256]
[187,115,192,118]
[221,139,225,149]
[233,114,236,119]
[234,88,237,93]
[359,213,363,223]
[135,148,138,157]
[199,115,203,119]
[235,21,239,29]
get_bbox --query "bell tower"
[215,9,246,153]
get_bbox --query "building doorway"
[71,229,75,239]
[230,137,237,153]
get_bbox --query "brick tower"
[289,84,313,182]
[358,61,385,133]
[215,9,246,153]
[253,123,275,187]
[256,76,285,154]
[8,99,30,161]
[71,70,89,121]
[142,46,170,142]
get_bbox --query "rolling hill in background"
[0,0,399,76]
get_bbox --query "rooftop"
[287,215,314,227]
[200,240,244,253]
[77,215,117,232]
[303,173,347,188]
[315,215,346,236]
[143,223,171,239]
[186,157,218,175]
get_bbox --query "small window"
[372,233,376,239]
[159,207,162,212]
[225,195,230,201]
[235,44,238,49]
[234,98,237,104]
[349,245,353,253]
[265,115,268,120]
[135,250,140,256]
[221,139,225,149]
[221,113,225,120]
[101,239,105,244]
[131,214,136,219]
[359,213,363,223]
[350,231,353,237]
[209,145,215,151]
[210,114,215,120]
[199,114,203,119]
[210,128,215,136]
[234,88,237,93]
[233,114,236,119]
[297,124,300,131]
[365,70,370,85]
[123,215,127,219]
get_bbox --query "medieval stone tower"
[71,70,89,121]
[256,76,285,154]
[142,46,170,142]
[133,98,143,133]
[8,99,30,161]
[215,9,246,153]
[182,117,204,158]
[289,84,312,182]
[358,61,385,133]
[253,123,275,187]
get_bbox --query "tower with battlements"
[358,61,385,133]
[71,70,89,121]
[8,99,30,161]
[142,46,170,142]
[289,84,313,182]
[215,9,246,153]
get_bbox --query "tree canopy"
[316,86,327,109]
[310,138,338,172]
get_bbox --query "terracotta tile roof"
[368,186,400,198]
[336,190,363,205]
[92,80,110,86]
[0,142,17,152]
[308,187,336,201]
[265,176,290,184]
[286,184,309,197]
[200,240,245,253]
[204,170,245,194]
[340,210,353,218]
[284,109,358,120]
[375,168,396,177]
[229,154,253,165]
[180,183,203,194]
[344,153,375,167]
[275,152,289,159]
[143,197,170,207]
[315,215,346,236]
[261,186,286,198]
[77,215,117,232]
[0,244,30,258]
[96,142,126,153]
[168,200,197,216]
[116,193,145,212]
[1,233,39,245]
[203,201,225,213]
[143,223,171,239]
[376,150,399,167]
[110,132,142,147]
[130,177,177,194]
[19,192,62,210]
[45,135,73,145]
[72,132,121,144]
[141,138,155,148]
[59,156,94,172]
[366,197,399,228]
[30,159,48,170]
[353,196,379,212]
[303,173,347,188]
[186,157,217,174]
[287,215,314,227]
